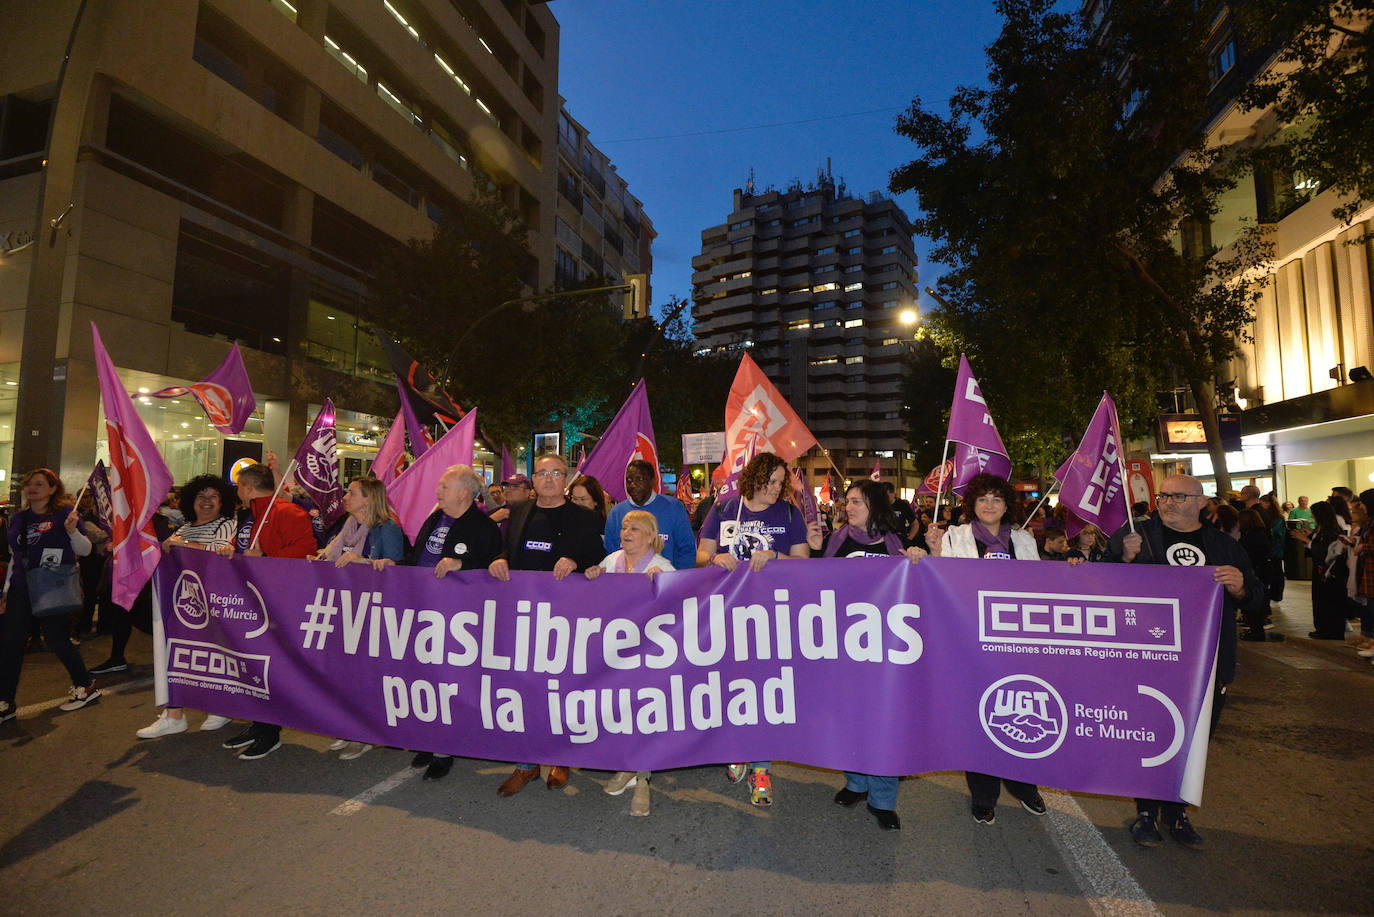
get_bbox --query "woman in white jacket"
[924,472,1047,826]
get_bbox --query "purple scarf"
[821,524,905,558]
[971,520,1014,557]
[613,549,657,574]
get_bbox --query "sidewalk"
[1262,576,1372,670]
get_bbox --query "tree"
[889,0,1272,492]
[1235,1,1373,229]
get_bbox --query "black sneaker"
[222,727,257,749]
[423,755,454,781]
[88,658,129,675]
[834,787,867,808]
[971,804,996,825]
[238,735,282,760]
[411,751,434,768]
[1013,788,1047,816]
[1130,810,1163,847]
[1167,811,1205,849]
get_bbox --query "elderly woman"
[136,474,239,738]
[811,480,926,830]
[697,451,820,807]
[586,509,676,816]
[1,469,98,722]
[925,472,1046,825]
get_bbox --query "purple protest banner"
[148,343,257,435]
[155,552,1223,804]
[1054,392,1130,539]
[290,398,345,528]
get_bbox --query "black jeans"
[966,772,1039,808]
[1,591,93,704]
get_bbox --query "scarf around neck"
[971,520,1013,557]
[821,524,905,558]
[613,548,657,573]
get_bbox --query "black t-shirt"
[834,534,894,558]
[1161,525,1209,567]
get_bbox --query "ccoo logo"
[173,570,210,630]
[979,674,1067,759]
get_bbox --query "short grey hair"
[443,464,485,499]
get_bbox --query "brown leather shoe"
[545,765,570,789]
[497,767,540,797]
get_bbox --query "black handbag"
[26,564,83,618]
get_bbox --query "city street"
[2,589,1371,916]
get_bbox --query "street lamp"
[899,308,919,326]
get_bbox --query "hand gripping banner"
[154,553,1224,804]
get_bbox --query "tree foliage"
[889,0,1272,490]
[1236,1,1374,227]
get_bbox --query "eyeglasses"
[1156,492,1203,504]
[533,470,566,479]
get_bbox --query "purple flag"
[945,354,1012,493]
[500,445,515,483]
[155,550,1224,805]
[291,399,345,528]
[86,460,114,535]
[93,323,174,610]
[578,379,659,503]
[386,407,477,540]
[1054,392,1129,539]
[148,344,256,435]
[369,412,407,485]
[397,378,430,459]
[791,467,819,527]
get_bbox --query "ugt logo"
[173,570,210,630]
[979,674,1067,759]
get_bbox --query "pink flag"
[148,343,256,435]
[578,379,659,503]
[945,354,1012,494]
[576,445,587,475]
[1053,392,1129,539]
[291,399,346,528]
[93,323,173,609]
[370,412,407,485]
[387,408,477,540]
[792,467,819,527]
[500,445,515,483]
[870,458,882,482]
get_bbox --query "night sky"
[552,0,1006,318]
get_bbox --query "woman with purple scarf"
[809,480,927,830]
[924,472,1047,826]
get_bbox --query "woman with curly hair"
[925,472,1047,826]
[134,474,238,738]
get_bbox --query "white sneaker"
[200,714,233,731]
[605,771,637,795]
[327,738,349,751]
[339,743,373,760]
[58,683,101,712]
[137,710,189,739]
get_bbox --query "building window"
[844,228,862,238]
[844,318,863,328]
[810,356,839,366]
[813,282,838,293]
[815,264,835,274]
[323,36,368,83]
[844,282,863,293]
[814,300,837,310]
[730,219,754,231]
[882,337,900,346]
[843,264,863,274]
[816,246,834,256]
[1208,39,1236,86]
[845,356,864,365]
[880,281,898,291]
[880,245,898,254]
[788,321,811,332]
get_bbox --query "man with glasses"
[1107,473,1266,851]
[488,453,605,796]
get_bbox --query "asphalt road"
[2,587,1371,916]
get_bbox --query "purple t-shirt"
[699,497,807,562]
[416,513,456,567]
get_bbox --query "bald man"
[1108,474,1267,851]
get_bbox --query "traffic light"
[623,273,648,320]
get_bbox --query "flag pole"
[932,438,952,514]
[248,458,296,553]
[1107,394,1136,535]
[1018,479,1060,531]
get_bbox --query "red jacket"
[248,496,316,559]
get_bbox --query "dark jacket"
[405,504,501,570]
[500,500,606,572]
[1106,516,1266,686]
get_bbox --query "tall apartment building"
[1084,0,1373,497]
[0,0,560,490]
[554,104,654,297]
[691,175,921,492]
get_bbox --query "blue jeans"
[845,772,898,810]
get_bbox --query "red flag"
[675,465,692,511]
[870,458,882,482]
[715,354,817,492]
[819,473,833,504]
[93,323,173,609]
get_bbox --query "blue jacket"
[604,493,696,570]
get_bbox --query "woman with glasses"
[136,475,239,738]
[924,472,1047,826]
[696,451,818,807]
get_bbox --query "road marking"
[1044,790,1162,917]
[15,676,155,718]
[330,765,421,816]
